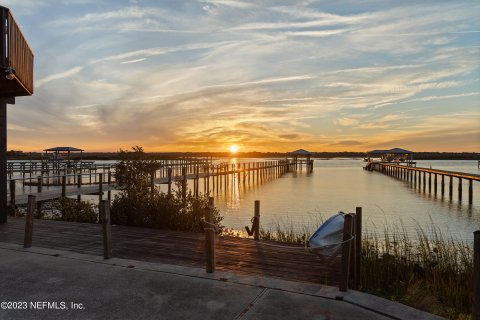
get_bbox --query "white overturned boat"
[308,213,346,257]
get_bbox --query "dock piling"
[24,195,35,248]
[340,213,353,292]
[100,200,112,259]
[205,197,216,273]
[354,207,362,290]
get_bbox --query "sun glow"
[229,144,239,153]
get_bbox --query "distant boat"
[308,213,345,257]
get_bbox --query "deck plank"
[0,218,340,285]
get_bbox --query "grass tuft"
[258,218,473,320]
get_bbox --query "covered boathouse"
[366,148,415,166]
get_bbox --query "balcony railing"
[1,6,34,96]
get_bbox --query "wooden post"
[434,174,437,195]
[182,167,187,200]
[474,231,480,320]
[458,177,462,201]
[441,175,445,196]
[167,167,172,196]
[254,200,260,241]
[423,172,426,192]
[354,207,362,290]
[150,170,155,195]
[77,174,82,202]
[205,197,216,273]
[108,172,112,203]
[469,179,473,205]
[449,175,453,199]
[37,176,42,193]
[98,173,103,201]
[24,195,35,248]
[99,200,112,259]
[340,214,353,292]
[61,175,66,197]
[36,176,43,217]
[428,172,431,193]
[9,179,15,213]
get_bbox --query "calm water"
[211,159,480,242]
[8,159,480,241]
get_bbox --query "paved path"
[0,243,445,320]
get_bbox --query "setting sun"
[229,144,239,153]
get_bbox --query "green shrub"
[51,198,98,223]
[111,146,223,232]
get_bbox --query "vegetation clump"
[51,198,98,223]
[111,146,223,232]
[258,219,473,320]
[361,224,472,320]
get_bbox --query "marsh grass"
[362,223,472,320]
[257,217,473,320]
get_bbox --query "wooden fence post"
[182,167,187,201]
[339,213,353,292]
[167,168,172,196]
[254,200,260,241]
[100,200,112,259]
[354,207,362,290]
[61,175,66,197]
[108,172,112,203]
[98,173,103,202]
[36,176,43,216]
[474,230,480,320]
[24,195,35,248]
[205,197,216,273]
[37,176,42,193]
[9,179,16,213]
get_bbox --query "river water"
[212,159,480,242]
[8,158,480,242]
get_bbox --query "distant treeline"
[6,150,480,160]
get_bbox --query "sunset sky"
[4,0,480,152]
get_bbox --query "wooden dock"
[0,217,341,285]
[7,159,305,206]
[366,162,480,204]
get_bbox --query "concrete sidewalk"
[0,242,444,320]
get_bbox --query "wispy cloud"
[35,66,84,88]
[5,1,480,152]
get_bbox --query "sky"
[3,0,480,152]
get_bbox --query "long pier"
[7,159,312,207]
[366,162,479,204]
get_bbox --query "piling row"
[370,163,478,204]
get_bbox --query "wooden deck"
[0,218,341,285]
[9,184,116,205]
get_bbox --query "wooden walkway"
[367,162,479,203]
[8,184,117,206]
[0,217,340,285]
[8,160,298,206]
